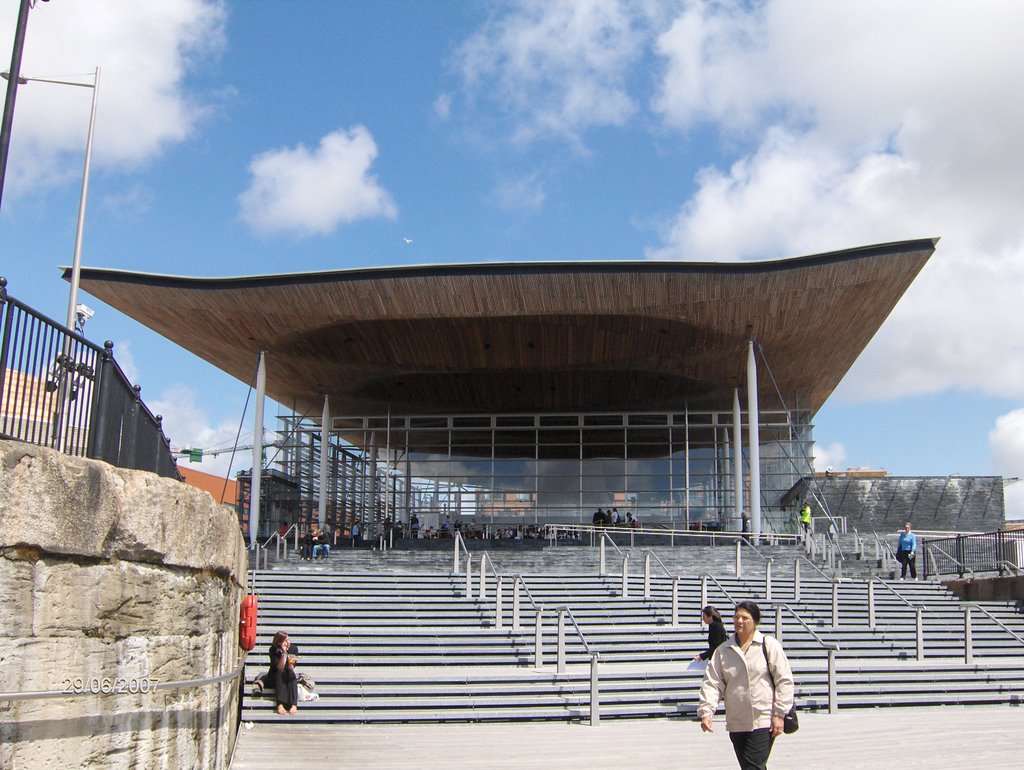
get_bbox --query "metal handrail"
[799,554,835,582]
[761,602,841,652]
[966,603,1024,646]
[0,652,248,702]
[550,604,594,656]
[928,543,976,579]
[871,577,919,610]
[600,530,624,557]
[873,532,898,561]
[510,573,542,613]
[480,550,501,582]
[996,560,1024,576]
[543,522,801,546]
[698,573,739,605]
[261,523,298,550]
[738,536,772,563]
[643,548,675,579]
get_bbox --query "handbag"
[763,640,799,734]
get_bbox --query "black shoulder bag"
[763,640,799,734]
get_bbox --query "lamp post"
[1,68,101,331]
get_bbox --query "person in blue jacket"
[896,521,917,580]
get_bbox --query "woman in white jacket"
[697,601,794,770]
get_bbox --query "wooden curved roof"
[69,239,935,421]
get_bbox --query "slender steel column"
[318,395,329,529]
[733,387,743,528]
[249,351,266,548]
[746,341,762,535]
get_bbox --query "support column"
[318,395,330,530]
[249,350,266,548]
[746,341,761,536]
[733,387,743,530]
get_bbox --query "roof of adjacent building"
[69,238,936,420]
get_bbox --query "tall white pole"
[250,350,266,548]
[733,387,743,530]
[746,341,761,535]
[65,67,100,331]
[318,394,330,529]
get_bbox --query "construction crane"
[173,441,280,463]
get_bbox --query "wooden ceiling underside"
[70,240,935,422]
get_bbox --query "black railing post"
[86,341,115,463]
[0,277,11,412]
[123,384,142,470]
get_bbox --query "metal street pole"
[2,68,102,330]
[64,67,100,331]
[0,0,34,212]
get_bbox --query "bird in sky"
[403,237,413,244]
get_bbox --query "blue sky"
[1,0,1022,517]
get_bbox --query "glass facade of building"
[263,409,814,541]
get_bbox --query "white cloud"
[647,0,1024,403]
[0,0,226,195]
[990,410,1024,520]
[238,126,397,237]
[813,441,846,474]
[491,171,547,213]
[150,384,245,480]
[447,0,654,147]
[111,340,139,387]
[433,92,452,121]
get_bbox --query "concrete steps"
[242,557,1024,724]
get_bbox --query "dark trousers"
[729,728,775,770]
[898,549,917,578]
[271,668,298,709]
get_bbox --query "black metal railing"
[922,529,1024,578]
[0,277,180,479]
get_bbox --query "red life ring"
[239,594,258,652]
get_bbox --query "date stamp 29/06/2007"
[61,677,159,695]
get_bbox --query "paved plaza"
[232,704,1022,769]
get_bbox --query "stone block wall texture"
[0,440,248,770]
[808,476,1005,534]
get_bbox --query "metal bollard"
[453,536,461,575]
[621,555,630,598]
[700,575,708,609]
[672,577,680,627]
[775,605,783,645]
[556,608,566,673]
[735,540,742,577]
[916,607,925,661]
[828,648,837,714]
[465,556,473,599]
[534,607,544,667]
[513,579,521,631]
[495,576,504,629]
[793,559,801,602]
[600,536,606,576]
[479,554,487,601]
[868,580,876,629]
[964,606,973,664]
[832,582,839,628]
[765,559,772,601]
[644,553,651,599]
[590,653,601,726]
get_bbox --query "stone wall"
[0,440,248,770]
[808,475,1005,533]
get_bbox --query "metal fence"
[922,529,1024,578]
[0,277,180,479]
